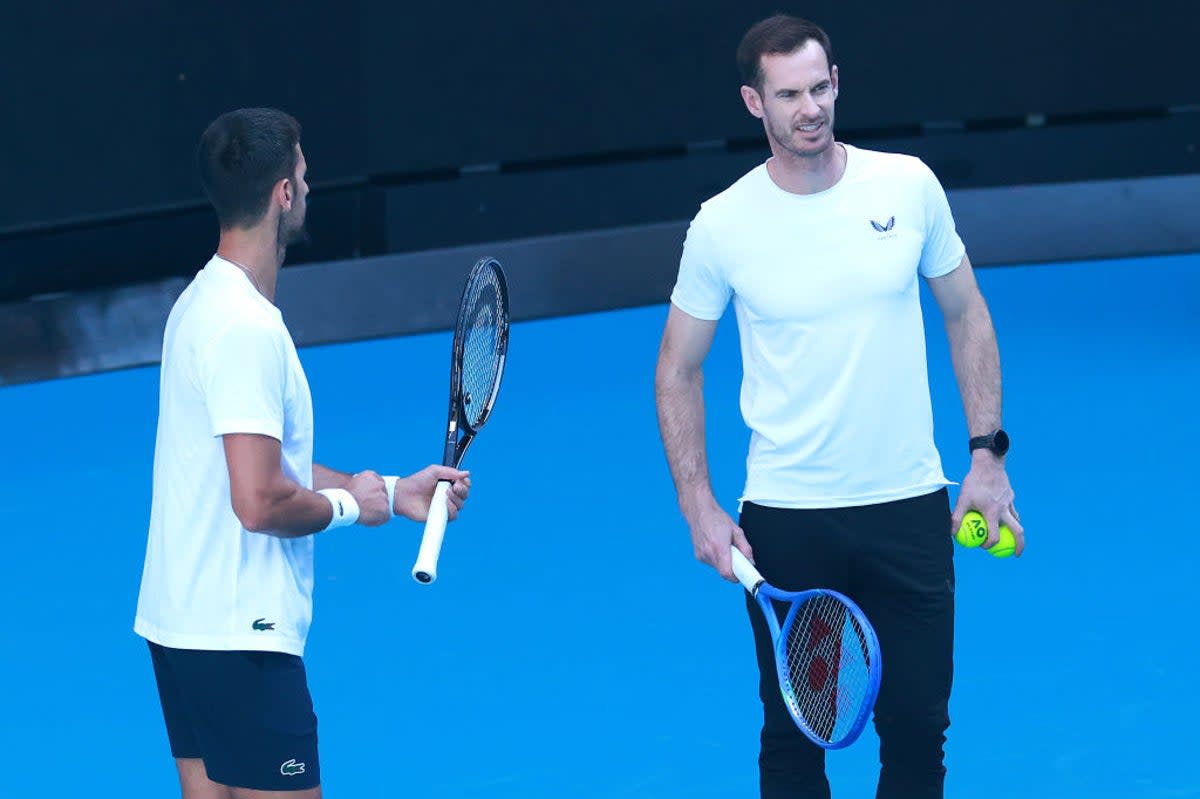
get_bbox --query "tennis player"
[654,15,1022,799]
[134,107,471,798]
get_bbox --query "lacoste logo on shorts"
[870,216,895,233]
[252,618,276,631]
[281,758,306,776]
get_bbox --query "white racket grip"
[412,480,452,584]
[730,547,764,594]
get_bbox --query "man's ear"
[740,85,765,119]
[278,178,293,211]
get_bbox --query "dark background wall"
[362,0,1199,170]
[1,0,1197,305]
[1,2,365,230]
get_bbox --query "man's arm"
[315,461,472,521]
[224,434,390,536]
[654,305,752,580]
[313,463,351,491]
[928,255,1001,436]
[927,255,1024,554]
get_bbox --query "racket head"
[765,585,882,749]
[450,257,509,439]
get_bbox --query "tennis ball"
[988,525,1017,558]
[955,511,988,548]
[956,511,1016,558]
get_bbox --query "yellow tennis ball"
[956,511,1016,558]
[955,511,988,548]
[988,525,1017,558]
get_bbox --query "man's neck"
[766,142,847,195]
[216,228,283,302]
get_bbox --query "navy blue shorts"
[147,641,320,791]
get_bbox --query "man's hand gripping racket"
[412,257,509,584]
[731,547,883,748]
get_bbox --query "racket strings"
[459,267,506,429]
[781,594,875,744]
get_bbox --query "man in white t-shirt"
[654,16,1023,799]
[135,108,472,799]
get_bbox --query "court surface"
[0,251,1196,797]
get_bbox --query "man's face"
[278,145,310,248]
[745,40,838,160]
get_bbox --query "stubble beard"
[768,113,834,160]
[276,207,310,253]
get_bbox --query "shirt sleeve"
[669,213,732,321]
[198,318,287,440]
[916,162,967,279]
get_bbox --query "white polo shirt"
[134,256,316,656]
[670,144,965,509]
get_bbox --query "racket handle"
[730,547,765,594]
[412,480,452,584]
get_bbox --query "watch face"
[992,429,1010,455]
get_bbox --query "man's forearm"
[313,463,352,491]
[944,298,1002,437]
[228,470,340,538]
[655,364,717,514]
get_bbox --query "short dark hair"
[736,15,833,93]
[197,108,302,229]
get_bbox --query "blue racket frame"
[738,553,883,749]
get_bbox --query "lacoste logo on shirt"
[870,216,895,233]
[252,618,276,631]
[281,758,306,776]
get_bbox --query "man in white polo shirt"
[654,16,1023,799]
[135,107,471,798]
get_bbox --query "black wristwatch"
[969,428,1010,457]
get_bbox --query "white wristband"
[317,488,360,531]
[382,476,399,519]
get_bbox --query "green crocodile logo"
[280,758,306,776]
[252,618,275,631]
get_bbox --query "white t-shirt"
[134,256,316,656]
[670,144,965,509]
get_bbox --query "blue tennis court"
[0,251,1196,797]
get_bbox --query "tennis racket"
[731,547,882,748]
[411,257,509,584]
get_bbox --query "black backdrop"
[1,0,1196,300]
